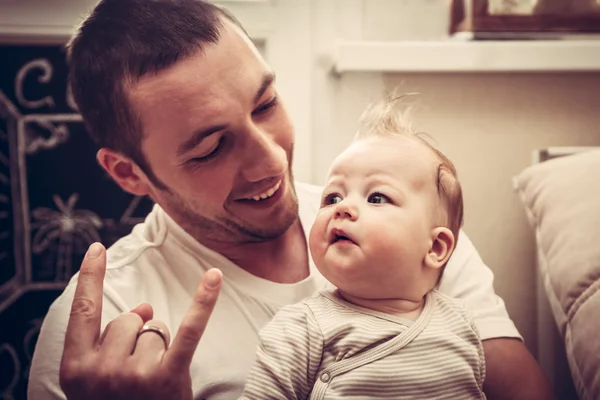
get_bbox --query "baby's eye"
[323,193,343,206]
[368,193,391,204]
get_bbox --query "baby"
[241,97,485,399]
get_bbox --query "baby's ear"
[424,227,455,270]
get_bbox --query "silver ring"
[137,324,169,350]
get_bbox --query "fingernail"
[86,243,103,259]
[204,269,222,289]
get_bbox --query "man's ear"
[96,148,152,196]
[424,227,455,270]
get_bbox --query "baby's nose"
[334,201,358,220]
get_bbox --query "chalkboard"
[0,44,154,399]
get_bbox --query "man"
[28,0,554,399]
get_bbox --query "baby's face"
[309,135,441,301]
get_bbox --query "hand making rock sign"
[59,243,222,400]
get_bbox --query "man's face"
[128,20,298,245]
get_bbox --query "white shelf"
[334,40,600,73]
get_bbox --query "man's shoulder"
[103,205,168,270]
[105,228,157,270]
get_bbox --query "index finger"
[164,268,222,370]
[63,242,107,360]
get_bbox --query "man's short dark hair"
[67,0,243,188]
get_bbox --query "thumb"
[164,268,222,369]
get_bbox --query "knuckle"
[177,321,202,342]
[118,362,183,396]
[143,319,171,342]
[106,312,144,332]
[144,319,168,331]
[78,263,96,278]
[59,359,81,386]
[121,361,156,387]
[70,297,97,319]
[127,311,145,326]
[117,312,145,330]
[121,368,143,385]
[95,362,123,387]
[193,290,213,307]
[60,359,95,392]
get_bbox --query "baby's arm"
[240,302,324,400]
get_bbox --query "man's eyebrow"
[177,73,275,158]
[254,72,276,104]
[177,124,226,157]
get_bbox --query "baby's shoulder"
[270,291,329,321]
[429,290,482,340]
[430,290,476,325]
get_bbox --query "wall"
[382,72,600,354]
[309,0,600,357]
[2,0,600,371]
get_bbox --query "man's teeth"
[249,181,281,201]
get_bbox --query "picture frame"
[450,0,600,39]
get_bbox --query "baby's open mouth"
[333,234,350,242]
[330,228,355,245]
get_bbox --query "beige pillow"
[513,149,600,400]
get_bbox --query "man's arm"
[483,338,555,400]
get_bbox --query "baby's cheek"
[364,227,405,258]
[366,225,393,247]
[308,214,328,257]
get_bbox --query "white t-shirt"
[28,181,520,400]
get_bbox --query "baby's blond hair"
[354,94,464,250]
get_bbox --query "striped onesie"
[241,290,486,400]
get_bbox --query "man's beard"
[146,146,300,245]
[159,179,299,246]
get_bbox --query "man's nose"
[240,127,287,183]
[334,200,358,221]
